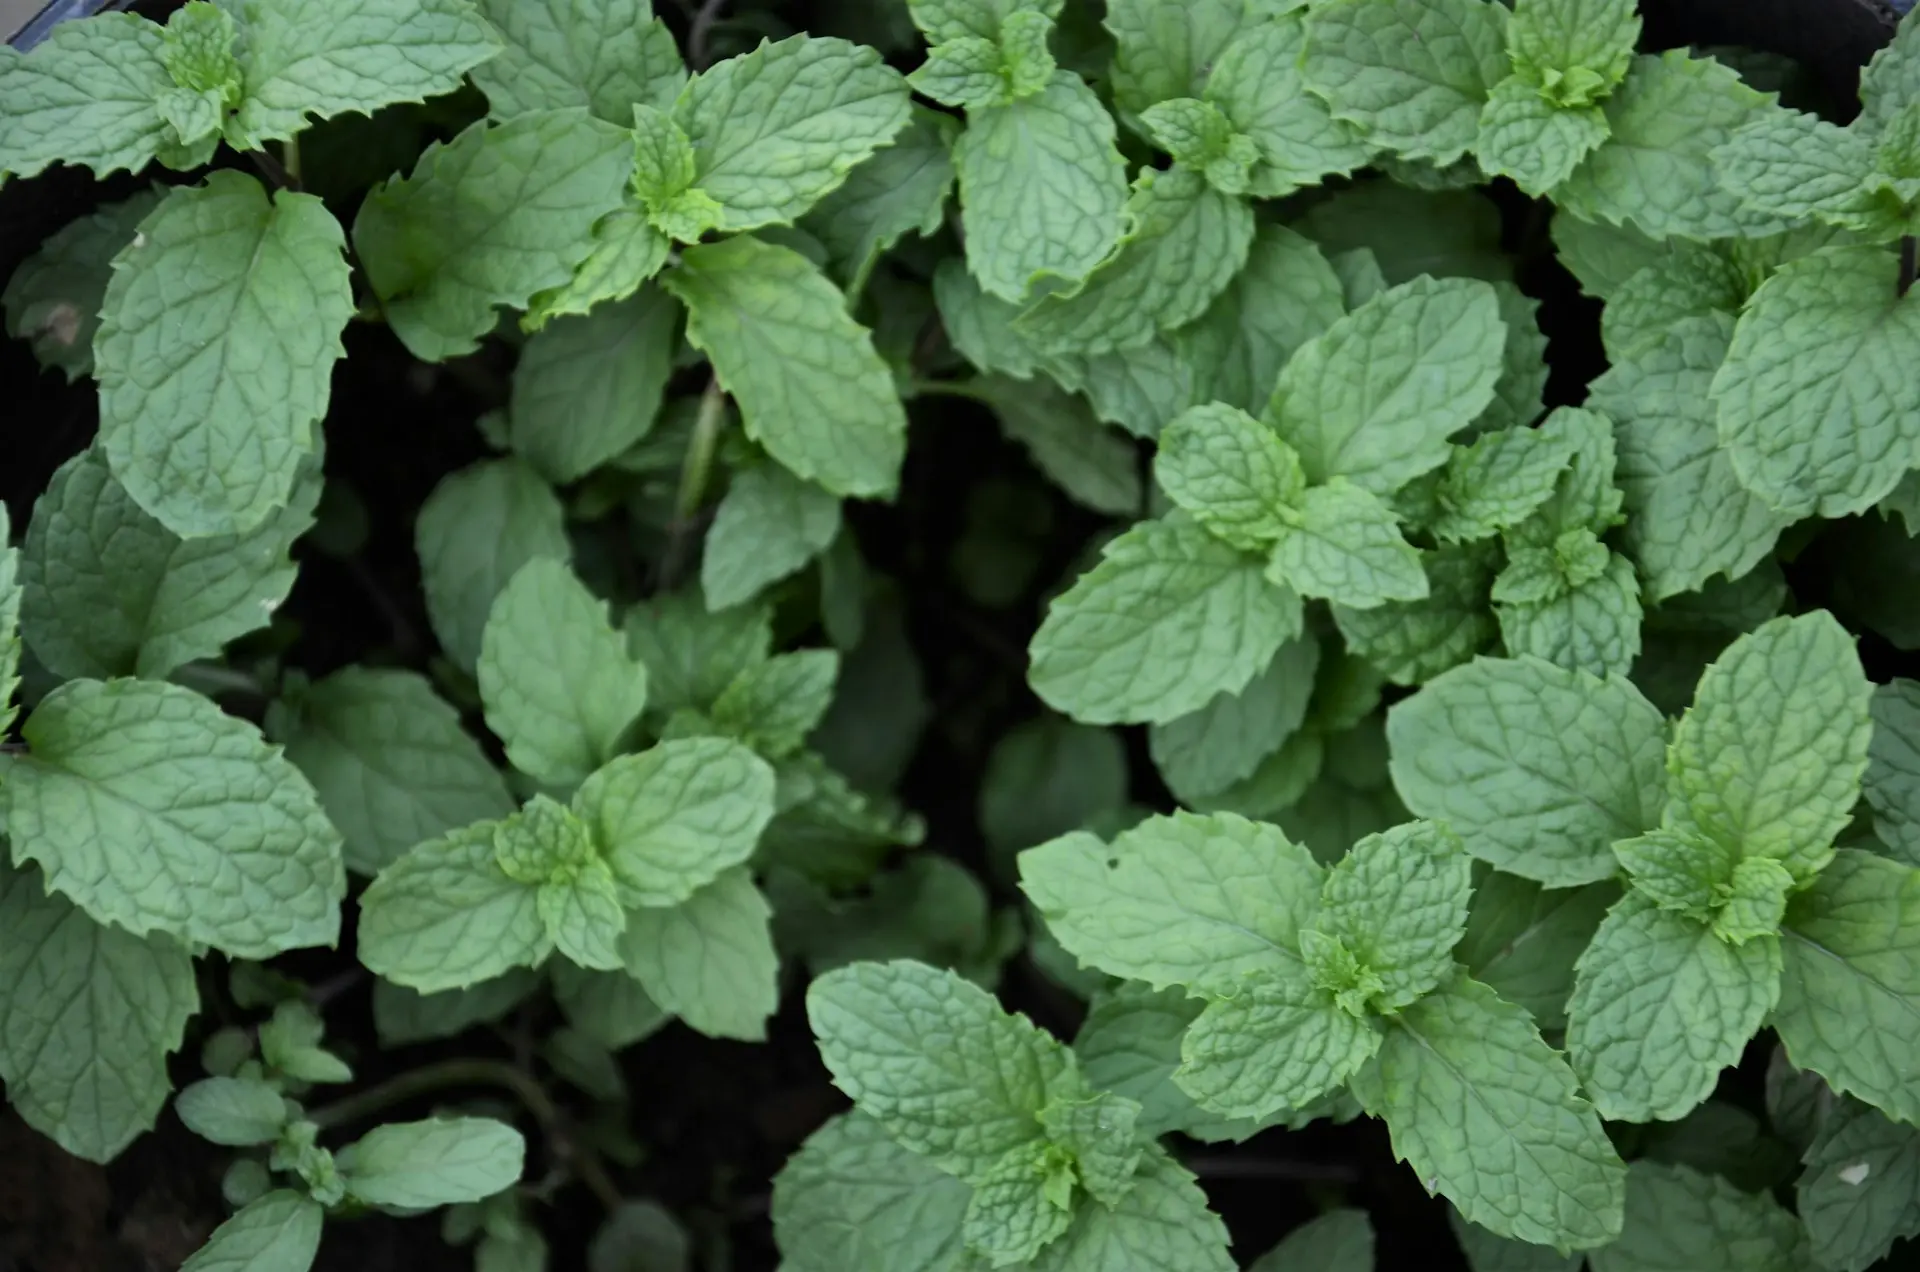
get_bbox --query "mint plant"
[9,0,1920,1267]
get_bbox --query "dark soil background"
[0,1,1911,1269]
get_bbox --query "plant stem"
[248,147,301,193]
[281,135,302,185]
[907,377,992,404]
[657,376,728,591]
[171,661,270,700]
[1901,236,1916,298]
[689,0,728,69]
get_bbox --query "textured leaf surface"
[1269,480,1428,609]
[1797,1099,1920,1272]
[415,458,571,672]
[1475,80,1608,196]
[1029,517,1301,726]
[1154,404,1302,552]
[1176,977,1379,1121]
[1333,543,1499,686]
[4,678,343,958]
[1867,680,1920,866]
[1319,821,1474,1011]
[1387,656,1667,885]
[508,286,680,483]
[1027,1149,1234,1272]
[620,867,778,1040]
[1019,813,1322,996]
[1177,223,1345,414]
[1565,893,1779,1123]
[702,464,843,610]
[0,858,196,1163]
[955,72,1128,303]
[803,106,957,289]
[710,650,840,758]
[1149,636,1319,803]
[665,235,905,499]
[772,1112,973,1272]
[343,1117,525,1207]
[1207,15,1372,197]
[1104,0,1249,122]
[3,189,159,382]
[1352,975,1625,1249]
[1588,1161,1805,1272]
[277,667,512,876]
[179,1191,323,1272]
[471,0,684,124]
[357,822,550,993]
[1457,873,1618,1032]
[354,110,631,361]
[1494,551,1643,679]
[95,173,351,538]
[0,14,171,183]
[973,376,1143,514]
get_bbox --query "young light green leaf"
[1154,403,1304,552]
[1475,78,1609,195]
[910,37,1006,111]
[1206,14,1373,198]
[415,458,571,673]
[1149,635,1320,804]
[1867,680,1920,866]
[1508,0,1638,99]
[354,110,631,362]
[1018,812,1323,996]
[478,558,648,788]
[21,444,315,681]
[0,14,173,184]
[3,189,160,382]
[357,822,551,993]
[0,858,196,1163]
[176,1077,289,1147]
[1586,313,1788,601]
[1249,1210,1375,1272]
[1352,974,1625,1249]
[619,866,779,1040]
[771,1111,974,1272]
[1318,821,1473,1012]
[1139,97,1259,195]
[3,678,343,958]
[1387,655,1667,885]
[802,106,958,291]
[710,650,840,758]
[1175,976,1381,1120]
[572,737,775,908]
[1014,166,1255,358]
[94,172,351,538]
[1029,516,1301,726]
[1797,1099,1920,1272]
[1332,543,1499,686]
[1565,892,1781,1123]
[1301,0,1510,166]
[274,667,512,877]
[1776,850,1920,1127]
[491,797,625,971]
[703,465,843,611]
[1611,828,1732,921]
[342,1117,525,1208]
[179,1191,323,1272]
[1587,1161,1806,1272]
[1668,612,1872,881]
[1026,1148,1234,1272]
[961,1145,1073,1265]
[1268,480,1428,609]
[955,72,1128,303]
[508,286,679,484]
[1456,872,1619,1032]
[1038,1090,1142,1205]
[1266,275,1506,496]
[1494,549,1643,678]
[471,0,684,124]
[809,958,1074,1181]
[1713,245,1920,521]
[1430,426,1576,545]
[664,235,905,499]
[220,0,500,149]
[523,207,670,327]
[1176,223,1346,414]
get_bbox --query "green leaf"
[1456,872,1618,1032]
[955,72,1128,303]
[1565,892,1780,1123]
[1713,245,1920,520]
[972,376,1144,515]
[1268,480,1428,609]
[961,1145,1073,1264]
[0,857,196,1163]
[1018,812,1323,996]
[416,458,572,673]
[1797,1099,1920,1272]
[508,286,680,483]
[772,1111,974,1272]
[1495,549,1643,678]
[550,962,669,1050]
[1075,984,1267,1141]
[372,970,540,1047]
[3,678,343,958]
[478,558,648,788]
[3,189,160,382]
[220,0,499,149]
[1318,821,1473,1012]
[1550,210,1668,299]
[1140,97,1259,195]
[1301,0,1509,166]
[619,866,779,1040]
[808,958,1074,1180]
[489,796,622,970]
[1668,612,1871,881]
[1587,1161,1806,1272]
[274,667,512,877]
[1508,0,1638,99]
[94,173,351,538]
[1451,1207,1581,1271]
[624,590,772,716]
[1025,1149,1234,1272]
[1430,426,1577,545]
[1586,313,1788,600]
[978,717,1128,858]
[1176,223,1345,415]
[1709,107,1879,230]
[1038,1090,1141,1205]
[1387,655,1667,885]
[702,465,843,611]
[664,235,905,500]
[1248,1209,1375,1272]
[524,207,670,328]
[674,35,910,232]
[1267,275,1506,496]
[180,1191,323,1272]
[1029,516,1301,726]
[910,37,1008,111]
[1556,51,1782,240]
[1475,77,1609,195]
[353,109,631,362]
[357,821,551,993]
[572,737,775,908]
[471,0,684,124]
[1154,403,1304,552]
[1149,635,1320,804]
[175,1077,289,1147]
[0,14,172,184]
[803,106,958,290]
[1611,828,1733,922]
[342,1116,525,1208]
[1777,849,1920,1127]
[1332,543,1499,686]
[1867,680,1920,866]
[1479,282,1550,432]
[710,650,841,758]
[1351,974,1626,1249]
[1176,976,1380,1120]
[1206,14,1373,198]
[1014,166,1254,358]
[21,444,315,681]
[1103,0,1247,121]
